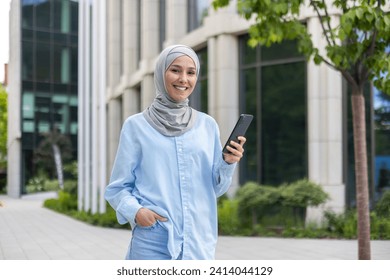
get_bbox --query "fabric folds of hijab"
[143,45,200,137]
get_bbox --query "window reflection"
[374,87,390,197]
[239,35,307,186]
[20,0,78,192]
[187,0,209,32]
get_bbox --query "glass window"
[23,121,35,132]
[35,42,51,82]
[187,0,209,32]
[35,0,51,30]
[189,48,208,113]
[61,0,71,33]
[22,1,34,29]
[261,40,302,62]
[71,46,78,83]
[261,62,307,185]
[70,0,79,33]
[241,68,258,181]
[239,35,307,186]
[22,41,34,80]
[374,87,390,198]
[22,92,35,119]
[159,0,166,51]
[36,30,51,43]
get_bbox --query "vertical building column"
[94,0,107,214]
[165,0,187,47]
[208,34,240,196]
[306,16,345,222]
[107,0,121,88]
[107,98,122,172]
[122,0,139,118]
[106,0,122,180]
[7,0,22,198]
[123,88,139,119]
[78,0,91,211]
[140,0,160,109]
[78,0,107,214]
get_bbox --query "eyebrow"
[169,64,196,71]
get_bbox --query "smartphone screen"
[223,114,253,154]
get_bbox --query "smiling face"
[164,55,197,102]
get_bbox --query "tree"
[0,85,7,192]
[212,0,390,259]
[34,128,73,189]
[0,85,7,167]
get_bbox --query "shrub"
[280,178,329,208]
[218,199,240,235]
[375,190,390,218]
[236,181,281,228]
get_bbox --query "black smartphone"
[223,114,253,154]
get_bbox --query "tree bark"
[351,92,371,260]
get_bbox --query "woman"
[104,45,246,260]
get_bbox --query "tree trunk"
[351,92,371,260]
[52,144,64,189]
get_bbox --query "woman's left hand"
[223,136,246,164]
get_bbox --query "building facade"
[7,0,78,197]
[10,0,388,223]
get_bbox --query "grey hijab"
[143,45,200,137]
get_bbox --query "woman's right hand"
[135,207,167,227]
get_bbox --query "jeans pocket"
[136,220,159,230]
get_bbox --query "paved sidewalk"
[1,193,389,260]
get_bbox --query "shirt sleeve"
[104,120,142,227]
[212,122,237,197]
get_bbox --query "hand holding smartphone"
[223,114,253,154]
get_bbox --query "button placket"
[175,137,191,257]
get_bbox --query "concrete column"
[107,98,122,173]
[7,0,21,197]
[165,0,187,46]
[140,0,160,109]
[122,0,139,118]
[208,34,240,196]
[122,88,139,120]
[141,76,155,110]
[306,16,345,223]
[123,0,138,76]
[141,0,159,60]
[107,0,121,89]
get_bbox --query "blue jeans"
[126,221,182,260]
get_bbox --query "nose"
[178,73,187,83]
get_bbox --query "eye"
[188,71,196,75]
[171,68,180,73]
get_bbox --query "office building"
[7,0,79,197]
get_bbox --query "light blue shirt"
[104,112,236,260]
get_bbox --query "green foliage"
[218,198,241,235]
[0,84,7,170]
[26,171,60,193]
[212,0,390,93]
[324,210,390,240]
[43,190,77,212]
[370,212,390,239]
[34,129,73,179]
[236,181,281,211]
[280,178,329,208]
[375,190,390,218]
[235,179,329,231]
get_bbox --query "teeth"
[175,86,187,91]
